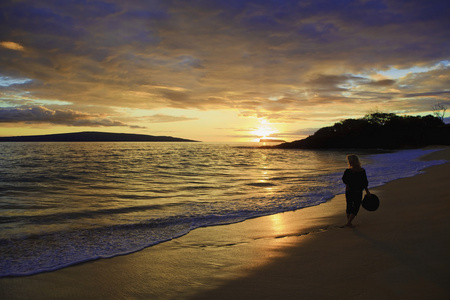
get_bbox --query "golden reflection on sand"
[269,213,286,235]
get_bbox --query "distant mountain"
[274,113,450,149]
[0,131,199,142]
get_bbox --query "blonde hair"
[346,154,361,169]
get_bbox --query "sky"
[1,0,449,142]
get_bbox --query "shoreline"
[0,147,449,299]
[192,147,450,299]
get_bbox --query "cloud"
[0,0,449,131]
[403,91,450,98]
[0,41,25,51]
[145,114,199,123]
[0,106,144,128]
[0,76,32,87]
[365,79,397,87]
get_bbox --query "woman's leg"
[346,214,356,227]
[345,191,362,227]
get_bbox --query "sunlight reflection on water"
[0,142,445,276]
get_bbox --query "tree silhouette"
[363,112,397,125]
[276,113,449,149]
[431,103,447,122]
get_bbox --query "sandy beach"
[1,147,449,300]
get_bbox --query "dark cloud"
[403,91,450,98]
[0,106,91,123]
[0,106,144,128]
[365,79,396,87]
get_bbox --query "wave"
[245,182,277,187]
[0,146,446,277]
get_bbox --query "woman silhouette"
[342,154,370,227]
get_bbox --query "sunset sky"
[1,0,449,142]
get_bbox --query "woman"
[342,154,370,227]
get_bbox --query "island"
[273,113,450,149]
[0,131,199,142]
[259,138,286,143]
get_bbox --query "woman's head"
[346,154,361,169]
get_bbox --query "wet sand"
[1,147,449,299]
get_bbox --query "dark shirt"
[342,168,368,192]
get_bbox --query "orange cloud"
[0,41,25,51]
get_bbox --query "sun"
[252,127,275,138]
[251,119,277,138]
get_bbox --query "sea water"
[0,142,446,277]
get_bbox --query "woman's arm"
[363,169,370,194]
[342,169,349,184]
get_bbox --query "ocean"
[0,142,446,277]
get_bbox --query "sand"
[0,147,449,300]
